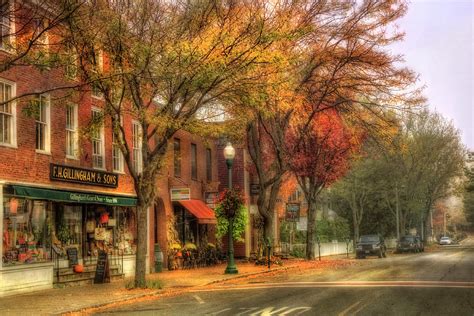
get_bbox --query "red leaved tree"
[288,108,360,259]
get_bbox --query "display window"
[84,206,137,257]
[2,197,52,265]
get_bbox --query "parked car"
[396,235,423,253]
[439,236,453,245]
[356,235,387,259]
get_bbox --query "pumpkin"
[74,264,84,273]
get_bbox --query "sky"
[390,0,473,150]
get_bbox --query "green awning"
[11,185,137,206]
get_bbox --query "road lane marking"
[193,294,204,304]
[351,302,369,315]
[189,280,474,293]
[213,308,232,315]
[249,306,289,315]
[337,301,362,316]
[279,307,312,315]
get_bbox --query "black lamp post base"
[225,265,239,274]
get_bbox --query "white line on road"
[212,308,232,315]
[193,294,204,304]
[337,300,362,316]
[190,280,474,293]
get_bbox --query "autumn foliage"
[288,109,360,187]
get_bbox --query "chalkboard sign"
[66,247,79,267]
[94,250,110,284]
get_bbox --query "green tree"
[463,164,474,227]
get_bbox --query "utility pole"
[395,185,400,240]
[443,210,447,236]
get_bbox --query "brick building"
[151,130,219,270]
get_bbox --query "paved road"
[97,238,474,316]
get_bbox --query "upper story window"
[35,94,50,153]
[65,48,78,80]
[173,138,181,177]
[191,143,197,180]
[0,0,12,50]
[132,121,142,174]
[91,108,105,169]
[112,116,124,173]
[206,148,212,182]
[0,80,15,146]
[32,18,49,50]
[65,103,78,158]
[91,82,103,99]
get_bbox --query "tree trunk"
[134,197,149,287]
[263,214,275,245]
[400,213,407,236]
[306,199,317,260]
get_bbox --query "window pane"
[206,148,212,181]
[191,143,197,179]
[174,138,181,177]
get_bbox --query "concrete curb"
[63,265,294,315]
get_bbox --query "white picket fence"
[281,240,353,257]
[281,238,398,258]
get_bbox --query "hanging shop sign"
[50,163,119,188]
[285,203,301,222]
[250,184,260,195]
[170,188,191,201]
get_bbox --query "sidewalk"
[0,260,306,316]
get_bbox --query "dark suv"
[396,235,424,253]
[356,235,387,259]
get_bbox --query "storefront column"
[0,182,3,270]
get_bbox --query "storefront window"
[84,206,137,257]
[2,197,52,265]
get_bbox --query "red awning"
[178,199,217,224]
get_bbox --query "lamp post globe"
[223,142,238,274]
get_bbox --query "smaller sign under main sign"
[250,184,260,195]
[286,203,300,222]
[170,188,191,201]
[50,164,118,188]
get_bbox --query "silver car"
[439,236,452,245]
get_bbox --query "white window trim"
[132,120,142,174]
[112,115,124,173]
[35,94,50,154]
[0,0,16,53]
[65,103,78,160]
[91,106,105,170]
[0,78,16,148]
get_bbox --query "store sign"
[286,203,300,222]
[170,188,191,201]
[69,193,120,204]
[250,184,260,195]
[50,164,119,188]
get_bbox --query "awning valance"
[10,185,137,207]
[178,199,217,224]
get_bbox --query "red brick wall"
[150,130,220,269]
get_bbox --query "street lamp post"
[224,142,238,274]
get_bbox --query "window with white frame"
[65,103,78,158]
[132,121,142,174]
[33,18,48,50]
[35,95,50,152]
[0,80,15,145]
[0,0,12,49]
[112,116,124,172]
[65,49,78,80]
[91,108,105,169]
